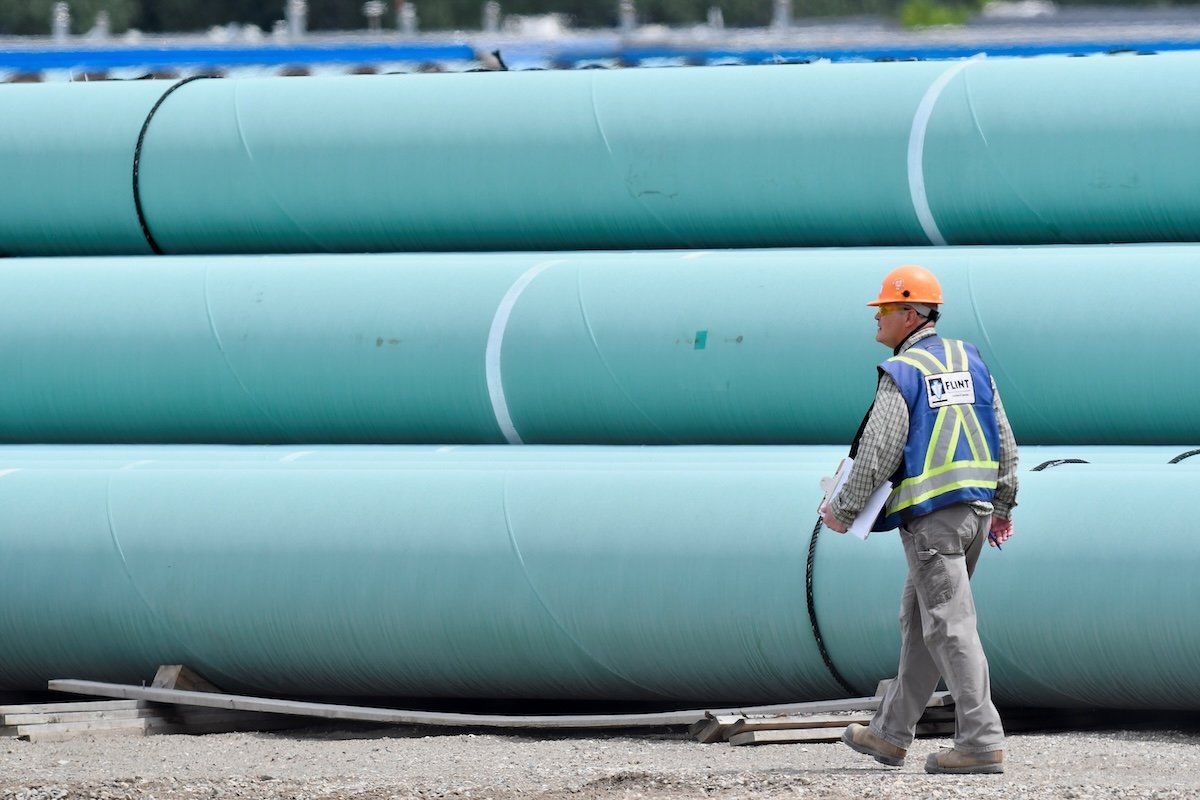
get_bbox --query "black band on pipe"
[1031,458,1090,472]
[1169,449,1200,464]
[132,76,212,255]
[805,516,860,697]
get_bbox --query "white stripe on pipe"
[0,469,20,479]
[280,450,313,462]
[486,259,566,445]
[907,55,983,247]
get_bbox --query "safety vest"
[873,337,1000,531]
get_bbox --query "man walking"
[820,264,1018,774]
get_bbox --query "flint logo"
[925,371,975,408]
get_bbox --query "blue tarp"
[0,42,476,71]
[565,39,1200,65]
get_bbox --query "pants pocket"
[915,547,954,609]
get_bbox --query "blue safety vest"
[873,337,1000,531]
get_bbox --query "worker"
[820,264,1018,775]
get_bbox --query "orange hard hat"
[867,264,944,307]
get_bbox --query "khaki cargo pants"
[869,502,1005,753]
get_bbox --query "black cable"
[805,516,860,697]
[132,75,212,255]
[1169,449,1200,464]
[1031,458,1089,472]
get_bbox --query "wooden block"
[2,708,159,726]
[919,706,957,722]
[721,694,954,741]
[22,727,149,744]
[727,713,872,736]
[0,700,144,715]
[726,697,881,717]
[926,692,954,708]
[691,718,726,744]
[729,726,848,746]
[152,665,222,693]
[723,690,952,718]
[13,699,302,742]
[724,705,953,740]
[15,713,273,742]
[694,715,742,743]
[17,716,168,739]
[874,679,955,706]
[728,719,956,747]
[915,720,956,737]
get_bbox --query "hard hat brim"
[866,298,941,307]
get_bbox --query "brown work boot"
[840,723,906,767]
[925,747,1005,774]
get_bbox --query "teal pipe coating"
[0,446,1195,709]
[2,53,1200,256]
[1,245,1197,445]
[0,81,166,257]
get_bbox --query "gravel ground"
[2,719,1199,800]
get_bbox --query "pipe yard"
[1,30,1198,800]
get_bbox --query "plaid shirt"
[829,327,1019,527]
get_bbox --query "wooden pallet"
[729,719,955,746]
[692,679,956,746]
[7,667,299,742]
[1,703,299,742]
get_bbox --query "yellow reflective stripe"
[890,480,1000,513]
[939,339,957,371]
[965,406,993,461]
[946,399,987,464]
[960,408,981,461]
[955,410,984,460]
[956,340,969,373]
[924,407,950,472]
[891,355,933,376]
[903,345,944,373]
[912,345,947,373]
[894,459,1000,491]
[945,408,965,466]
[887,461,1000,514]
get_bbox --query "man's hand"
[820,503,849,534]
[989,516,1013,548]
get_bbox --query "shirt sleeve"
[828,374,908,527]
[991,375,1019,519]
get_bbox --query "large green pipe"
[1,245,1197,444]
[0,446,1196,709]
[2,53,1199,256]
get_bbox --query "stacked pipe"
[3,52,1200,256]
[1,53,1198,708]
[0,247,1197,445]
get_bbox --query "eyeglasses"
[876,304,912,317]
